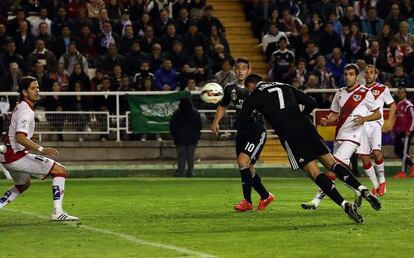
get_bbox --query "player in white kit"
[0,77,79,221]
[356,65,396,196]
[302,64,382,210]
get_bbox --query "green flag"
[127,91,191,133]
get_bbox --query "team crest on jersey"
[231,89,237,101]
[21,119,28,128]
[353,95,362,102]
[372,89,380,96]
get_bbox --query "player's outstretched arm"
[211,105,227,135]
[16,133,60,157]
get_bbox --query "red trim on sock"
[375,158,384,165]
[326,173,337,181]
[363,162,373,170]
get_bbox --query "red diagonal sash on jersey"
[335,87,368,137]
[369,83,386,100]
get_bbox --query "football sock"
[311,188,326,207]
[52,177,65,214]
[240,167,252,203]
[332,162,366,191]
[374,158,386,184]
[314,173,345,207]
[363,162,379,189]
[405,158,413,172]
[252,173,269,200]
[0,186,20,209]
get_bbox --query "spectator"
[96,20,120,55]
[154,9,174,37]
[0,24,7,50]
[111,64,124,90]
[124,40,147,76]
[361,6,384,38]
[263,9,280,36]
[385,4,405,34]
[72,7,94,36]
[53,25,77,60]
[154,57,177,91]
[175,7,193,35]
[386,37,404,69]
[395,21,414,49]
[302,73,323,106]
[69,63,91,91]
[356,59,367,84]
[87,0,106,19]
[35,22,54,49]
[364,39,386,71]
[183,23,208,55]
[327,12,342,36]
[90,69,105,91]
[211,43,233,74]
[319,21,342,56]
[279,9,301,37]
[290,24,312,63]
[262,23,288,55]
[14,20,35,60]
[27,39,57,74]
[340,6,361,27]
[169,97,202,177]
[314,55,336,88]
[30,61,51,91]
[209,25,230,54]
[391,64,410,88]
[292,58,307,87]
[141,77,156,92]
[344,23,367,62]
[198,5,225,36]
[0,40,26,72]
[376,24,394,53]
[78,25,98,67]
[214,58,236,87]
[139,25,160,54]
[97,42,126,75]
[66,81,91,142]
[7,7,30,36]
[148,43,163,72]
[302,40,320,71]
[52,6,73,37]
[191,45,212,85]
[118,25,136,55]
[339,24,350,49]
[326,47,348,86]
[392,87,414,178]
[136,12,153,37]
[95,77,116,141]
[58,42,89,76]
[50,63,70,92]
[353,0,373,18]
[168,40,190,73]
[114,9,136,38]
[183,77,200,91]
[66,0,88,19]
[30,6,52,36]
[189,0,206,20]
[93,8,110,34]
[0,62,22,93]
[172,0,191,20]
[307,13,324,37]
[106,0,124,23]
[269,36,295,83]
[44,81,65,141]
[161,23,182,53]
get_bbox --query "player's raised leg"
[0,176,31,209]
[49,164,79,221]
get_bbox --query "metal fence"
[0,88,404,141]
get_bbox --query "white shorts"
[3,154,57,185]
[356,122,382,155]
[333,141,359,166]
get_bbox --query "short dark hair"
[235,57,250,68]
[344,63,360,75]
[244,74,263,86]
[18,76,37,94]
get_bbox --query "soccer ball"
[200,82,224,104]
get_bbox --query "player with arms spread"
[240,71,381,224]
[0,76,79,221]
[211,58,274,211]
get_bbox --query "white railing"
[0,87,406,141]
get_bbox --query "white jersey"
[366,82,395,126]
[330,85,380,144]
[2,101,35,163]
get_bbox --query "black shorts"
[278,118,330,170]
[236,131,267,165]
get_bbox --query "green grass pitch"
[0,177,413,257]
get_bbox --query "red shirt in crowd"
[394,98,414,133]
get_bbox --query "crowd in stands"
[0,0,234,114]
[243,0,414,107]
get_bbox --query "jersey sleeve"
[16,113,34,136]
[382,87,395,106]
[290,86,316,114]
[365,91,381,111]
[219,85,231,107]
[330,91,340,113]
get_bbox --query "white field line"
[5,209,216,258]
